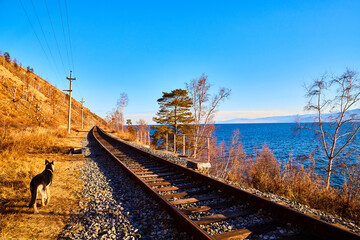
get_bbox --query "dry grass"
[114,130,137,141]
[0,55,106,130]
[0,127,87,239]
[0,51,104,238]
[211,131,360,224]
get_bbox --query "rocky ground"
[58,134,190,240]
[113,134,360,235]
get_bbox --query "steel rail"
[92,127,213,240]
[93,126,360,240]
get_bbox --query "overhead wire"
[58,0,71,71]
[19,0,79,101]
[43,0,67,75]
[30,0,62,81]
[18,0,61,83]
[64,0,75,72]
[63,0,80,102]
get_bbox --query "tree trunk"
[193,136,197,158]
[325,157,333,190]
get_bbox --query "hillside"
[0,51,106,238]
[0,52,105,130]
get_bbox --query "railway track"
[92,126,359,240]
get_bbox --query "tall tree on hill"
[152,89,193,151]
[300,69,360,190]
[4,52,10,62]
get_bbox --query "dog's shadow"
[0,198,44,214]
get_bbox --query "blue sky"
[1,1,359,123]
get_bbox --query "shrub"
[211,130,360,223]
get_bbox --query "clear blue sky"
[1,1,359,123]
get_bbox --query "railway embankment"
[104,130,360,235]
[89,127,359,239]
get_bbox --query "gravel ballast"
[59,134,190,239]
[110,133,360,235]
[60,131,360,239]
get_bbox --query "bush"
[211,130,360,223]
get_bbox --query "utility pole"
[63,71,76,134]
[80,98,85,129]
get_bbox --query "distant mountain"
[217,109,360,124]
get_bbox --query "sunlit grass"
[211,136,360,223]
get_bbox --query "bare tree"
[186,74,231,158]
[105,108,121,131]
[32,100,51,126]
[117,93,128,132]
[4,78,23,103]
[301,69,360,190]
[137,119,150,144]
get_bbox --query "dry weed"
[0,127,86,239]
[212,129,360,223]
[115,130,136,141]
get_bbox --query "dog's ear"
[51,161,54,164]
[45,159,49,164]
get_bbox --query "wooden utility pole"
[80,98,85,129]
[64,71,76,134]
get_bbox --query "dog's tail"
[28,185,37,208]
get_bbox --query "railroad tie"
[212,229,252,240]
[155,186,179,192]
[169,194,218,205]
[148,181,171,187]
[143,178,166,183]
[194,209,252,225]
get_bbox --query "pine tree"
[126,119,136,136]
[4,52,10,62]
[152,89,193,151]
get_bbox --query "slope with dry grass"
[0,51,105,239]
[0,130,87,239]
[0,53,105,129]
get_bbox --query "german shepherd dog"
[29,160,54,213]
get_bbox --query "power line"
[74,78,83,99]
[30,0,62,80]
[58,0,71,70]
[44,0,67,75]
[18,0,60,82]
[64,0,75,71]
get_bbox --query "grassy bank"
[210,139,360,224]
[0,126,86,239]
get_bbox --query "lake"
[150,123,359,186]
[214,123,358,187]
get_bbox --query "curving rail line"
[92,126,360,240]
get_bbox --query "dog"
[29,160,54,213]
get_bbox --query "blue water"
[214,123,358,187]
[150,123,359,187]
[214,123,317,160]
